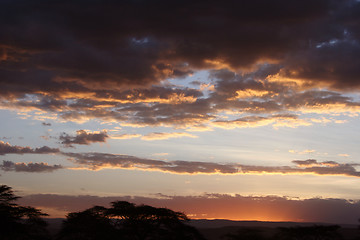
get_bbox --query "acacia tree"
[57,201,205,240]
[56,206,115,240]
[0,185,50,240]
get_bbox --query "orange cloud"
[110,134,141,140]
[141,132,198,141]
[212,114,311,129]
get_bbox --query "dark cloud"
[59,130,109,147]
[0,0,360,129]
[0,141,60,155]
[19,193,360,224]
[283,37,360,89]
[0,0,359,98]
[42,122,51,126]
[0,160,62,173]
[63,152,360,178]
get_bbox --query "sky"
[1,0,360,224]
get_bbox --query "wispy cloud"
[141,132,198,141]
[110,134,141,140]
[0,160,63,172]
[289,149,316,155]
[0,141,60,155]
[63,152,360,178]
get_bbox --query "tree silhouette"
[57,200,205,240]
[0,185,50,240]
[56,206,115,240]
[274,225,342,240]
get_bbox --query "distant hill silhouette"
[188,219,359,229]
[45,218,360,240]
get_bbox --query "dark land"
[45,218,360,240]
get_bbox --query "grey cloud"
[0,160,63,173]
[59,130,109,147]
[64,151,241,173]
[0,0,359,100]
[283,40,360,89]
[63,152,360,178]
[0,141,60,155]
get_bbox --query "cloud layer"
[0,140,358,178]
[1,0,360,130]
[64,152,360,178]
[1,0,360,92]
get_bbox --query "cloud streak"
[0,141,357,178]
[0,160,63,173]
[141,132,198,141]
[63,152,360,178]
[0,141,60,155]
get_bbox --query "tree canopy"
[0,185,50,240]
[57,200,205,240]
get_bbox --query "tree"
[0,185,50,240]
[56,206,115,240]
[57,201,205,240]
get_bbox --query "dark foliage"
[0,185,50,240]
[57,200,205,240]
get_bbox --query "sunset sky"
[1,0,360,224]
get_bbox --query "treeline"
[1,185,204,240]
[1,185,360,240]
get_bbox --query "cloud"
[151,153,169,157]
[0,160,63,173]
[63,152,360,178]
[338,154,350,157]
[2,0,354,97]
[0,141,60,155]
[1,63,360,131]
[292,159,341,168]
[212,114,312,129]
[59,130,109,147]
[110,134,141,140]
[141,132,198,141]
[18,193,360,224]
[42,122,51,126]
[289,149,316,155]
[1,0,360,131]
